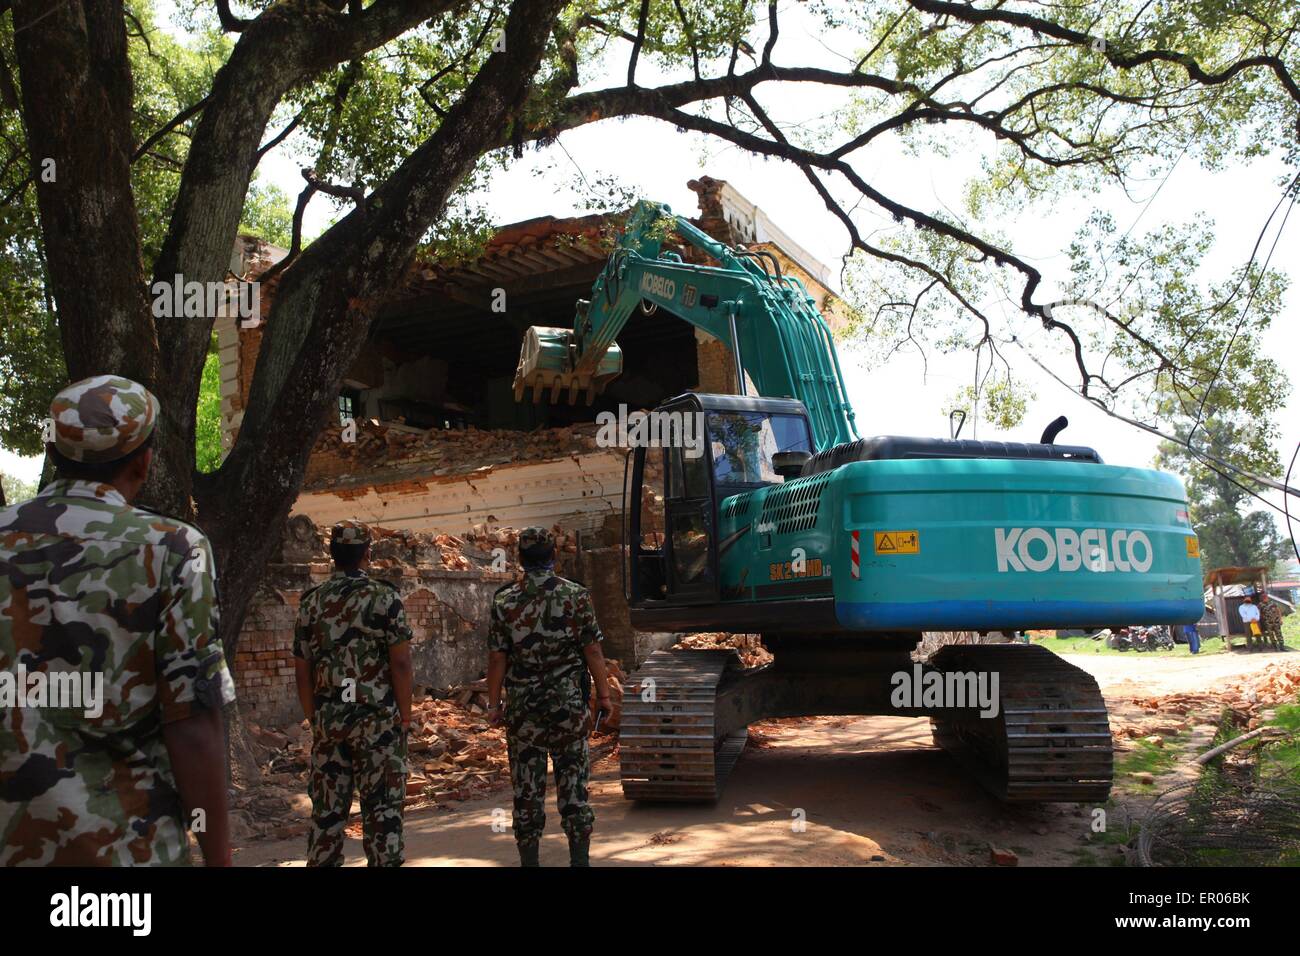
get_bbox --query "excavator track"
[929,643,1113,803]
[619,649,747,802]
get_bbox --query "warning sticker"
[874,530,919,555]
[1186,536,1200,558]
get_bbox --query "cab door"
[663,435,719,603]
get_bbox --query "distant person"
[1259,592,1284,651]
[1238,595,1262,651]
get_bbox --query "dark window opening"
[338,390,359,425]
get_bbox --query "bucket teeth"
[513,370,599,406]
[513,325,623,407]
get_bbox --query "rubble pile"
[1116,661,1300,743]
[401,694,511,805]
[673,632,773,669]
[289,520,584,573]
[233,663,631,844]
[1217,661,1300,711]
[368,526,499,572]
[312,419,604,475]
[594,659,628,732]
[232,692,511,842]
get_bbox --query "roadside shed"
[1204,566,1270,637]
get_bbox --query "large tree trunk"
[12,0,565,660]
[198,0,568,651]
[11,0,157,386]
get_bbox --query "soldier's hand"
[487,703,504,726]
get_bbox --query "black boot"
[518,841,540,867]
[568,834,590,867]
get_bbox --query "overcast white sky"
[5,4,1296,554]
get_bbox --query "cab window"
[707,411,812,486]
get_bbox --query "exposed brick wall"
[694,330,739,395]
[303,443,359,486]
[231,584,299,725]
[233,564,512,727]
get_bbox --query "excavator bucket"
[512,325,623,405]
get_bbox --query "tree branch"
[255,110,302,161]
[257,168,365,285]
[132,94,210,162]
[215,0,250,33]
[627,0,650,87]
[147,0,468,515]
[907,0,1300,107]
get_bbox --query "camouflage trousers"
[506,733,594,847]
[307,713,407,867]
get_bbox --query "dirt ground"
[232,648,1294,868]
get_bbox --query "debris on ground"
[592,658,627,732]
[233,663,630,844]
[1115,661,1300,748]
[989,846,1019,866]
[232,690,510,843]
[673,632,773,668]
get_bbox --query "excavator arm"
[512,200,858,451]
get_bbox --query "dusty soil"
[231,648,1296,868]
[1080,648,1292,698]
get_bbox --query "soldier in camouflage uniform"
[294,520,413,866]
[0,375,235,866]
[487,527,611,867]
[1259,592,1284,651]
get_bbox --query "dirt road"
[232,649,1290,868]
[1071,646,1283,697]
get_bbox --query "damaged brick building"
[222,176,851,725]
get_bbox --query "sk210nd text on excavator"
[512,200,1203,803]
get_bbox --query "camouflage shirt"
[293,570,412,737]
[1261,601,1283,631]
[489,570,603,747]
[0,479,234,866]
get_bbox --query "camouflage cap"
[518,526,556,551]
[331,520,371,545]
[49,375,160,464]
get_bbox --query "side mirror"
[773,451,811,480]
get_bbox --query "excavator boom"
[512,200,858,450]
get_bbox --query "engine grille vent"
[760,473,831,535]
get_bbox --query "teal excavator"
[513,201,1203,803]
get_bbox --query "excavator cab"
[624,393,813,608]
